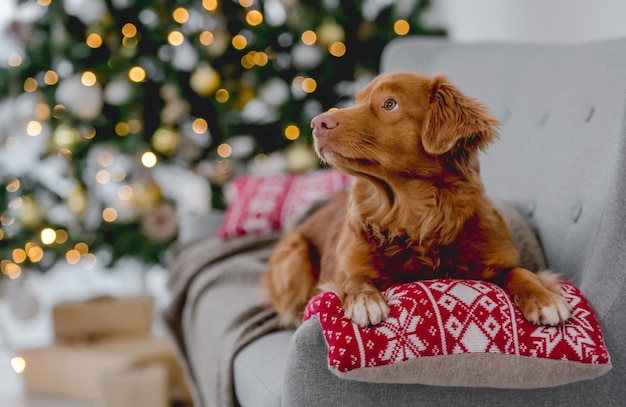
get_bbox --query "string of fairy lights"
[1,0,419,280]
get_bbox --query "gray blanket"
[163,233,281,407]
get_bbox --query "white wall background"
[433,0,626,44]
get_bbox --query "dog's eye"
[382,99,398,111]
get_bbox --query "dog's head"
[311,72,499,179]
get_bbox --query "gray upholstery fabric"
[233,330,294,407]
[283,319,620,407]
[169,37,626,406]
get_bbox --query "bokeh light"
[217,143,232,158]
[141,151,158,168]
[285,125,300,140]
[394,19,410,36]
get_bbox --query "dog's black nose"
[311,114,338,137]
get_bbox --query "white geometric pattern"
[461,322,490,352]
[304,279,611,373]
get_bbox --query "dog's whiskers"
[353,141,385,164]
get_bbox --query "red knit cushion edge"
[303,279,610,372]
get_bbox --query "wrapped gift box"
[19,335,190,405]
[52,296,154,342]
[100,364,169,407]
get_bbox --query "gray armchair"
[166,37,626,406]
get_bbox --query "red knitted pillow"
[304,279,611,388]
[218,170,352,239]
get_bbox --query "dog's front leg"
[342,277,390,327]
[335,229,390,327]
[502,267,571,326]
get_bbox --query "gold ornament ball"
[286,143,318,173]
[205,30,230,58]
[151,127,181,155]
[18,197,43,230]
[236,86,256,110]
[160,83,181,101]
[51,124,79,150]
[130,181,162,212]
[316,19,345,46]
[67,186,87,216]
[160,99,191,126]
[204,158,233,186]
[190,64,221,97]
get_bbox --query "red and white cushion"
[218,170,352,239]
[304,279,611,388]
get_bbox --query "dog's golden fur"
[263,72,571,328]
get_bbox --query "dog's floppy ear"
[422,75,499,156]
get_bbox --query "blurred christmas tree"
[0,0,443,277]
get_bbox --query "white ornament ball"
[241,98,276,124]
[291,43,323,70]
[264,0,288,27]
[55,74,103,121]
[65,0,107,25]
[303,99,323,119]
[172,42,198,72]
[248,151,287,176]
[228,135,256,158]
[104,78,132,106]
[8,280,40,321]
[259,78,290,107]
[139,8,159,27]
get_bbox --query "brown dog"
[262,72,571,329]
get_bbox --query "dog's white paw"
[343,290,390,327]
[519,290,571,326]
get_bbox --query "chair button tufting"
[526,201,537,218]
[501,108,512,124]
[571,204,583,223]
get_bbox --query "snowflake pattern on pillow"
[218,170,352,239]
[303,279,610,374]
